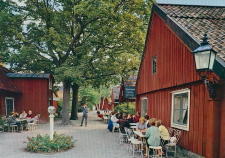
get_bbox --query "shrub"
[114,102,135,115]
[25,133,75,152]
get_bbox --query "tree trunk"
[70,83,79,120]
[61,79,71,125]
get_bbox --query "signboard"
[124,86,136,98]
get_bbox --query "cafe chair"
[148,133,163,158]
[119,128,128,144]
[29,115,39,130]
[130,139,143,157]
[112,124,119,132]
[126,127,138,153]
[165,129,181,157]
[167,127,173,137]
[36,114,41,124]
[2,117,9,132]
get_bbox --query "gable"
[136,3,225,95]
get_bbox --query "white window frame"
[49,78,52,90]
[5,97,14,115]
[141,97,148,116]
[171,88,190,131]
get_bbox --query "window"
[171,89,190,131]
[5,98,14,116]
[49,78,52,90]
[152,56,157,74]
[141,97,148,116]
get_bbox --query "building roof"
[0,65,12,73]
[0,70,21,93]
[6,73,52,79]
[157,4,225,62]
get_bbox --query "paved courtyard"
[0,111,140,158]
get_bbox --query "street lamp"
[191,34,217,98]
[48,106,56,140]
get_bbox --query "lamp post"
[191,34,217,98]
[48,106,56,140]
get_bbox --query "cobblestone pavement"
[0,111,144,158]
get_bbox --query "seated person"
[19,110,27,119]
[117,114,130,134]
[6,115,21,133]
[145,118,161,157]
[155,120,170,144]
[127,114,134,123]
[11,111,19,119]
[111,111,119,127]
[144,115,150,128]
[136,117,147,133]
[133,111,140,123]
[25,110,35,130]
[97,109,104,121]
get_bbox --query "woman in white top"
[111,111,119,126]
[19,110,27,119]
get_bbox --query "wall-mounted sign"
[124,86,136,98]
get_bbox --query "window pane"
[152,56,157,74]
[182,110,188,124]
[6,99,14,115]
[173,109,180,124]
[171,89,190,131]
[141,99,147,116]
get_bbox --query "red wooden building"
[136,4,225,158]
[0,66,54,123]
[99,98,112,111]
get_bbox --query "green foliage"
[25,133,75,153]
[114,102,135,115]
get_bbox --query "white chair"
[126,128,138,152]
[28,115,39,130]
[131,139,143,157]
[148,133,163,158]
[112,123,119,132]
[119,128,128,144]
[36,114,41,124]
[165,129,181,157]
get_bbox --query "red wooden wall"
[10,78,52,123]
[137,13,199,95]
[100,98,112,111]
[136,12,224,158]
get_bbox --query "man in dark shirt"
[117,114,130,134]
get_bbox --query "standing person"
[80,103,88,127]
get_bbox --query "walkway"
[0,111,137,158]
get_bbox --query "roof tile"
[158,4,225,62]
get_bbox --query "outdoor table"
[133,131,146,144]
[130,123,138,126]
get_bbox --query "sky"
[157,0,225,6]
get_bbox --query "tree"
[1,0,153,125]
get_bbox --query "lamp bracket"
[201,77,216,98]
